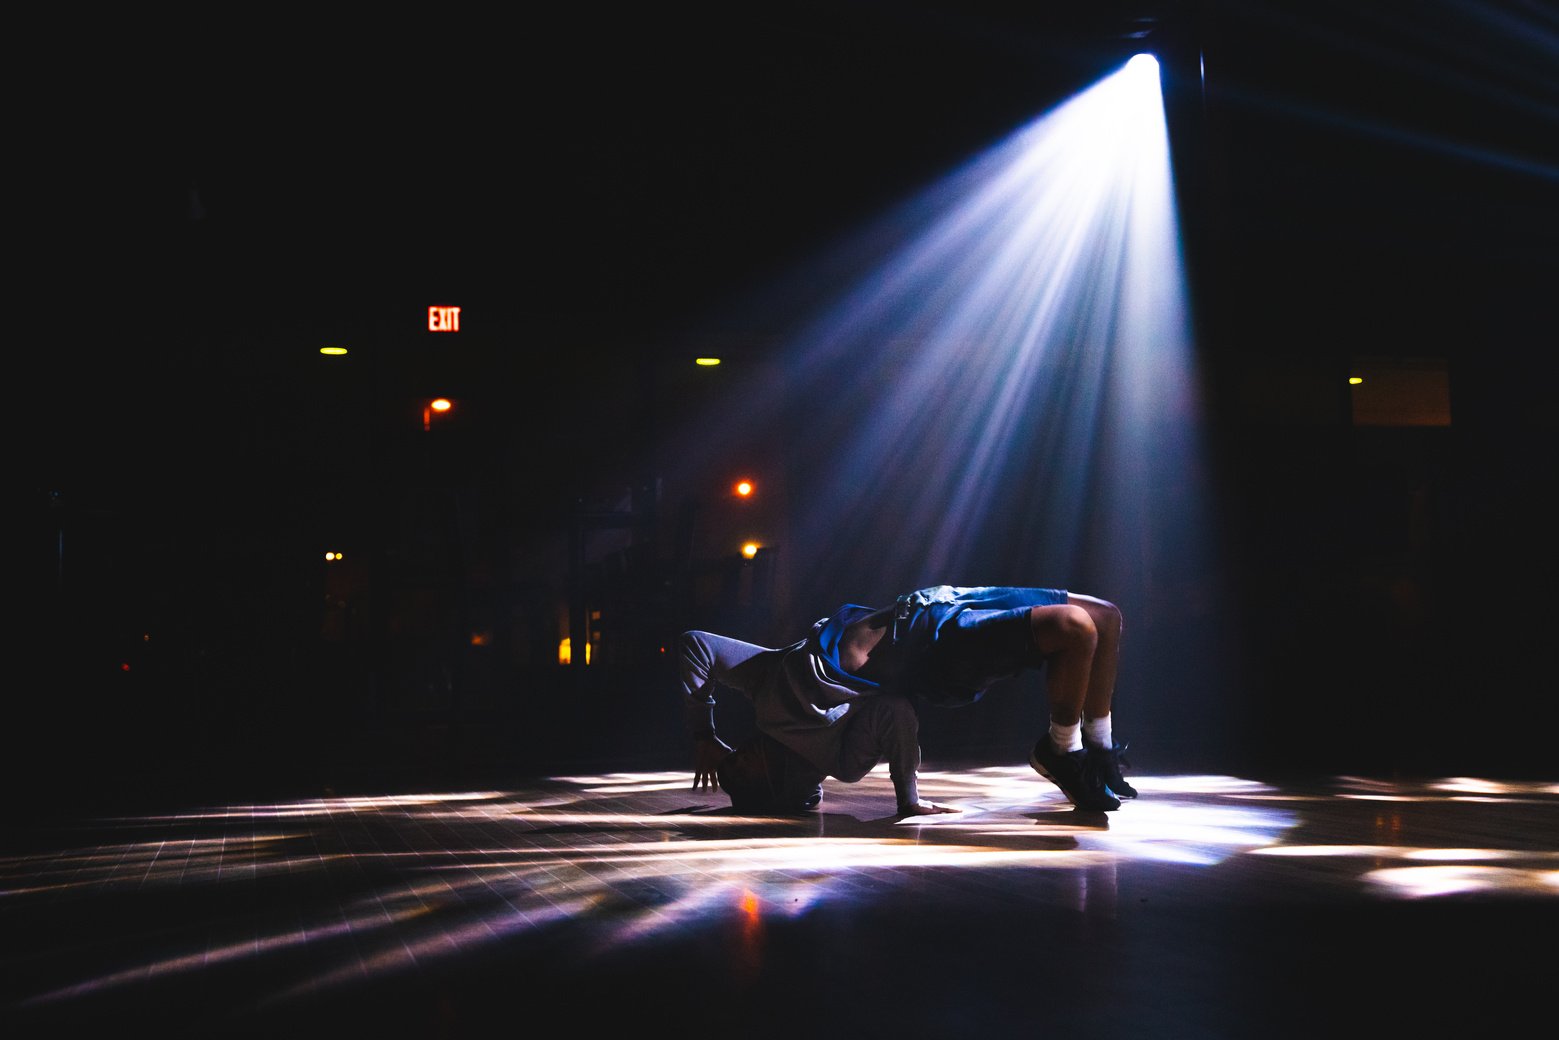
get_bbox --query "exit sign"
[427,306,462,332]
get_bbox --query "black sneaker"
[1030,739,1121,811]
[1087,742,1137,799]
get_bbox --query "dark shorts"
[900,590,1068,707]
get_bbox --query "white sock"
[1083,714,1113,749]
[1049,719,1082,753]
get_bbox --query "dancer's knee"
[1069,595,1122,643]
[678,630,713,676]
[1093,600,1122,643]
[1031,604,1098,656]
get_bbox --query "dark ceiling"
[20,0,1557,491]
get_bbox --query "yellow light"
[1348,376,1364,385]
[324,551,338,561]
[430,398,453,412]
[558,637,592,665]
[695,358,722,367]
[741,542,760,559]
[735,480,754,497]
[319,346,349,356]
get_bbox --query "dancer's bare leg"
[1027,601,1124,810]
[1066,594,1122,722]
[1027,603,1098,726]
[1063,594,1135,798]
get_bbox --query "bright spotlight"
[786,56,1196,590]
[664,54,1216,660]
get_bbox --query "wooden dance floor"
[5,763,1556,1038]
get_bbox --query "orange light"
[734,480,754,497]
[741,542,760,559]
[423,398,453,430]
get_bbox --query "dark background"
[16,1,1556,814]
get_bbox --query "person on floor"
[679,584,1135,815]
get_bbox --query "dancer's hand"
[692,734,732,791]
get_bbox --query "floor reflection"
[4,769,1555,1019]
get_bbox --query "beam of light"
[1364,866,1559,899]
[1210,0,1559,182]
[116,790,515,822]
[660,56,1211,664]
[24,897,438,1005]
[1251,846,1559,863]
[13,772,1553,1013]
[1212,81,1559,182]
[272,892,604,1004]
[1328,775,1559,803]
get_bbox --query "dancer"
[680,585,1133,814]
